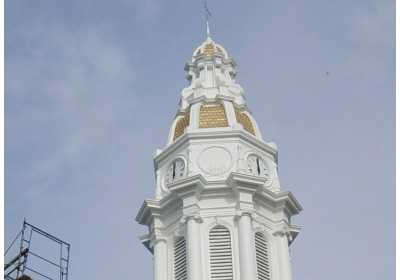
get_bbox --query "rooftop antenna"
[204,0,212,38]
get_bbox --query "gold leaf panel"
[203,43,215,56]
[199,103,229,128]
[235,109,256,135]
[173,113,190,141]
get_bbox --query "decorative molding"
[272,223,301,244]
[256,188,303,217]
[228,172,267,192]
[180,214,203,224]
[272,229,290,238]
[174,224,186,237]
[197,146,233,176]
[186,147,194,176]
[148,228,168,248]
[236,144,247,173]
[149,238,167,250]
[168,174,206,199]
[234,210,255,221]
[153,130,278,168]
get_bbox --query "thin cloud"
[6,21,138,196]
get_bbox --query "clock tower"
[136,35,303,280]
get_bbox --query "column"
[188,103,201,131]
[222,101,237,128]
[274,231,292,280]
[186,216,203,280]
[237,212,257,280]
[153,238,167,280]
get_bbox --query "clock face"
[247,154,269,178]
[165,158,186,185]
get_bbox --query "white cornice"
[135,175,206,226]
[228,172,267,190]
[154,130,278,168]
[135,195,180,226]
[228,172,302,217]
[186,93,236,105]
[136,173,302,227]
[168,174,206,197]
[255,188,303,217]
[288,224,302,244]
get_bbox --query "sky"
[5,0,395,279]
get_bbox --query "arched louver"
[209,225,233,280]
[174,237,187,280]
[255,232,271,280]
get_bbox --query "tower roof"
[192,37,229,61]
[165,35,265,146]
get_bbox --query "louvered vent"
[209,225,233,280]
[255,232,271,280]
[174,237,187,280]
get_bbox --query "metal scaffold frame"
[4,220,71,280]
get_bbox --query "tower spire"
[136,14,303,280]
[206,20,210,39]
[204,0,212,38]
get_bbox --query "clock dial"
[174,159,186,179]
[247,155,269,178]
[164,158,186,185]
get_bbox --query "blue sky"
[5,0,395,279]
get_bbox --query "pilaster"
[235,211,257,280]
[184,215,203,280]
[147,226,169,280]
[273,229,292,280]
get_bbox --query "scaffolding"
[4,220,70,280]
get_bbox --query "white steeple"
[167,37,263,149]
[181,37,245,108]
[136,32,303,280]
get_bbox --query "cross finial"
[204,0,212,39]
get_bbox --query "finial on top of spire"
[204,0,212,39]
